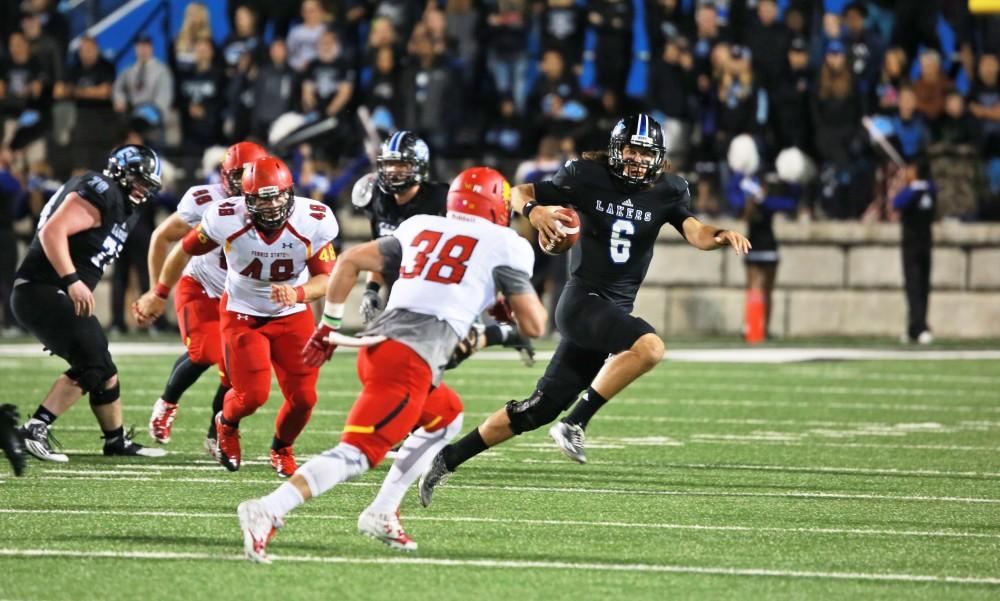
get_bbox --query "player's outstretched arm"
[148,213,192,287]
[506,293,547,339]
[134,226,217,326]
[681,216,752,255]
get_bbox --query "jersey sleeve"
[306,242,336,275]
[73,174,117,217]
[197,204,228,245]
[664,178,697,235]
[313,207,340,249]
[532,159,580,207]
[176,187,208,227]
[377,236,403,278]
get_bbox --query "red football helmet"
[446,167,511,227]
[243,156,295,229]
[221,141,268,196]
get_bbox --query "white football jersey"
[176,183,229,297]
[199,196,339,317]
[385,214,535,337]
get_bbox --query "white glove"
[352,173,376,208]
[359,288,382,324]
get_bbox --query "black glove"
[446,325,482,370]
[0,404,26,476]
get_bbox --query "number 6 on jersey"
[610,219,634,263]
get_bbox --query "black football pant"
[533,281,656,414]
[902,244,931,339]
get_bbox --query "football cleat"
[358,508,417,551]
[203,436,218,458]
[237,499,282,564]
[103,427,167,457]
[549,421,587,464]
[418,451,452,508]
[269,446,297,478]
[0,404,27,476]
[148,399,178,444]
[214,412,241,471]
[19,419,68,463]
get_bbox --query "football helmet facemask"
[105,144,162,206]
[243,157,295,230]
[376,131,430,194]
[607,114,667,188]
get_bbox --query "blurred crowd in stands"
[2,0,1000,334]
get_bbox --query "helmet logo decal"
[257,185,280,197]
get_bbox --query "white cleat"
[237,500,281,564]
[20,419,68,463]
[203,436,218,458]
[549,421,587,464]
[148,399,178,444]
[358,508,418,551]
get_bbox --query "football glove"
[302,324,338,367]
[489,297,514,323]
[0,404,26,476]
[445,324,483,370]
[360,289,382,325]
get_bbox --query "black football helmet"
[104,144,162,205]
[376,131,430,194]
[607,114,667,188]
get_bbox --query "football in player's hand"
[539,207,580,255]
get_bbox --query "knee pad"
[505,390,565,435]
[65,366,116,395]
[90,380,120,406]
[298,442,370,498]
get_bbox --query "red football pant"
[342,339,464,467]
[175,275,223,367]
[219,295,319,445]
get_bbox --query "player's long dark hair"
[581,151,673,177]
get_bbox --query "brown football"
[538,207,581,255]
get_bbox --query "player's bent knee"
[187,342,221,366]
[505,391,564,435]
[90,378,120,406]
[66,365,117,396]
[634,334,665,370]
[298,442,370,497]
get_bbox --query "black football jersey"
[16,172,137,290]
[363,181,449,239]
[534,159,695,309]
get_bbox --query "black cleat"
[0,404,27,476]
[20,419,68,463]
[418,451,453,508]
[103,427,167,458]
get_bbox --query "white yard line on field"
[2,343,1000,363]
[13,474,1000,504]
[1,508,998,540]
[0,548,998,585]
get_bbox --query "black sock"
[102,426,125,445]
[442,428,488,471]
[563,387,609,430]
[161,354,211,405]
[207,384,229,438]
[32,405,58,426]
[271,436,291,451]
[484,324,514,347]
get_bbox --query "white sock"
[297,442,369,498]
[260,482,304,520]
[367,413,464,513]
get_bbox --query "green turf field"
[1,351,999,600]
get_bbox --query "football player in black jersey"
[420,114,750,503]
[11,145,167,462]
[351,131,534,364]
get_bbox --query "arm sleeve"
[377,236,403,279]
[175,188,204,227]
[665,180,697,235]
[532,159,580,207]
[181,224,221,255]
[307,242,336,275]
[492,265,534,296]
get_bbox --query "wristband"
[154,282,171,299]
[294,286,306,303]
[61,272,80,288]
[322,301,345,329]
[365,281,381,294]
[522,201,538,219]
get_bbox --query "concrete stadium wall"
[87,217,1000,339]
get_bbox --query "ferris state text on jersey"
[16,172,138,290]
[533,158,695,309]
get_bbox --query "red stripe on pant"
[219,295,319,444]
